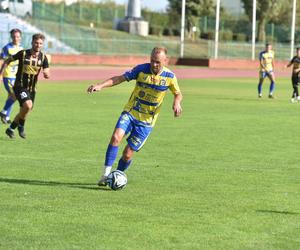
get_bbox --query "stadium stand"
[0,13,78,54]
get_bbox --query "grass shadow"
[0,135,17,141]
[256,209,300,215]
[215,97,273,102]
[0,177,111,191]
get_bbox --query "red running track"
[48,66,292,81]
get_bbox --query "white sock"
[103,166,112,176]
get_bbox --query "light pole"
[180,0,186,58]
[291,0,297,58]
[214,0,220,59]
[251,0,256,60]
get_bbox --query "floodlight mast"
[251,0,256,61]
[214,0,220,59]
[291,0,297,59]
[180,0,186,58]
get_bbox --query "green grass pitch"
[0,77,299,249]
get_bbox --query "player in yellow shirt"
[87,47,183,186]
[286,47,300,103]
[258,43,276,98]
[0,29,23,124]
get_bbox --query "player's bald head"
[151,47,167,57]
[150,47,168,74]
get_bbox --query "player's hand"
[43,70,50,79]
[173,103,182,117]
[87,84,101,93]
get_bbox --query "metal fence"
[59,37,181,56]
[1,33,293,60]
[32,1,125,29]
[1,1,298,60]
[207,41,292,60]
[199,16,295,44]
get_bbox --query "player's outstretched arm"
[286,61,293,68]
[173,92,183,117]
[87,75,126,93]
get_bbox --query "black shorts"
[13,87,36,106]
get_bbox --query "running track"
[49,66,291,81]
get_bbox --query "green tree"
[241,0,287,42]
[142,9,169,36]
[167,0,215,38]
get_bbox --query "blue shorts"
[115,112,153,152]
[3,77,15,94]
[260,71,273,79]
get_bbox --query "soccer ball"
[106,170,127,190]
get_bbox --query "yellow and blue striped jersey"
[259,50,274,72]
[123,63,180,127]
[0,42,23,78]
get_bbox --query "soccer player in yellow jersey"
[87,47,183,186]
[286,47,300,103]
[0,29,23,124]
[258,43,276,98]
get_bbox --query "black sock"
[293,86,299,98]
[19,119,25,127]
[10,121,18,130]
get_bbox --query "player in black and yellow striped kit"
[286,48,300,103]
[0,33,50,138]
